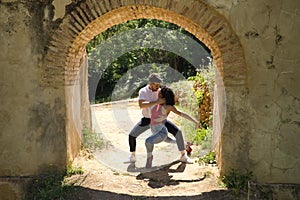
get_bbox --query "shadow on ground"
[63,160,239,199]
[127,160,206,189]
[65,187,235,200]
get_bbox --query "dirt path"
[65,100,234,199]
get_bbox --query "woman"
[145,86,201,168]
[125,73,192,164]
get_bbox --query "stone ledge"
[0,176,33,200]
[250,182,300,200]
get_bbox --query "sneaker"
[124,155,136,163]
[145,155,153,168]
[179,154,193,164]
[186,142,192,155]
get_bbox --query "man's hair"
[161,86,175,105]
[148,73,162,83]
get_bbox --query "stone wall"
[0,1,90,198]
[0,0,66,177]
[65,53,91,162]
[0,0,299,199]
[208,0,300,183]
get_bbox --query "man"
[125,73,193,164]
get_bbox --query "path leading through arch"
[64,100,230,199]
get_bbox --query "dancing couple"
[126,73,200,168]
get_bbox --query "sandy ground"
[65,100,235,199]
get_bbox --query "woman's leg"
[174,130,186,152]
[145,127,168,168]
[165,120,193,163]
[145,127,168,153]
[165,120,185,151]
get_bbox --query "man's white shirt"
[138,85,159,118]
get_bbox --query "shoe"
[145,155,153,168]
[124,155,136,163]
[179,154,193,164]
[186,142,192,155]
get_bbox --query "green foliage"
[169,80,202,145]
[169,79,213,151]
[189,59,215,91]
[194,89,204,105]
[179,122,195,144]
[24,175,68,200]
[66,165,84,177]
[24,165,84,200]
[188,62,215,107]
[169,80,198,109]
[82,126,105,152]
[192,127,212,147]
[198,151,216,164]
[113,171,120,175]
[188,73,205,106]
[220,168,253,195]
[193,128,207,144]
[86,19,199,53]
[87,18,211,103]
[188,72,205,82]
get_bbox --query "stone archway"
[44,0,249,176]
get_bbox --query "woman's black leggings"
[129,118,185,152]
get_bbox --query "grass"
[24,165,84,200]
[219,168,253,195]
[82,125,106,152]
[66,165,84,177]
[198,151,216,165]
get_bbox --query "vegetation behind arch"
[86,18,211,103]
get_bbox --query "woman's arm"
[169,106,201,128]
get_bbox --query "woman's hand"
[195,122,202,129]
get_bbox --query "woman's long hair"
[160,86,175,105]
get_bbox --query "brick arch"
[44,0,247,87]
[44,0,249,175]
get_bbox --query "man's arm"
[138,98,165,109]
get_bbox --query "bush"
[82,126,105,152]
[24,165,84,200]
[188,128,212,151]
[198,151,216,164]
[220,168,253,195]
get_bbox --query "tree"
[87,19,211,103]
